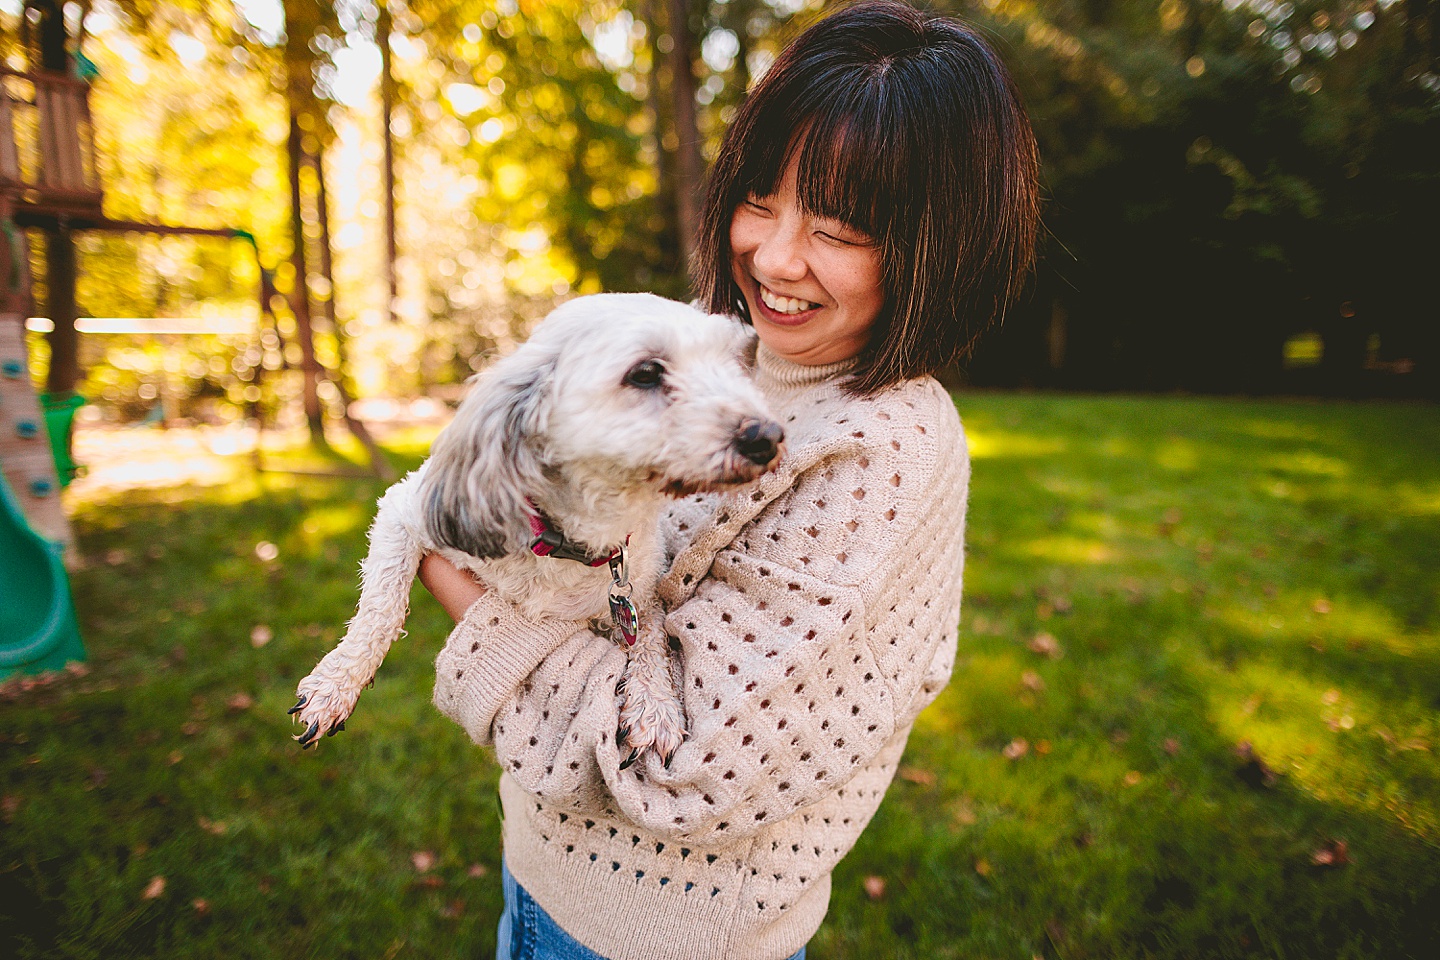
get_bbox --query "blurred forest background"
[3,0,1437,434]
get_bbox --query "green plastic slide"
[40,392,85,487]
[0,470,85,679]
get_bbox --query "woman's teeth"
[760,286,818,315]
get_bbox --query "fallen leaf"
[1312,598,1332,615]
[180,722,201,736]
[1123,770,1143,787]
[1311,839,1349,868]
[250,625,273,648]
[1163,738,1181,756]
[65,662,90,677]
[417,875,445,889]
[1,794,20,823]
[973,858,992,877]
[1028,632,1063,659]
[863,875,887,900]
[255,542,279,562]
[467,863,488,878]
[142,876,166,900]
[198,817,228,836]
[411,851,438,873]
[1322,689,1341,706]
[441,898,466,919]
[1035,739,1052,755]
[1036,602,1054,621]
[226,693,255,712]
[104,548,131,566]
[192,898,211,916]
[1021,670,1045,692]
[167,751,184,765]
[1003,738,1030,760]
[897,766,936,786]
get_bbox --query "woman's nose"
[751,222,807,282]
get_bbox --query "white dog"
[289,293,783,766]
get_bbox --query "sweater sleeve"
[433,387,968,843]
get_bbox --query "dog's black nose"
[735,419,785,466]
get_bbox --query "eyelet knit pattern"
[433,344,970,960]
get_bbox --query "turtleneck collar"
[753,342,856,390]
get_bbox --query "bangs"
[733,72,904,243]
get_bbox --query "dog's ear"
[735,324,760,370]
[419,358,553,559]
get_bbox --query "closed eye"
[623,359,665,389]
[816,221,874,247]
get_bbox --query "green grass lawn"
[3,394,1438,959]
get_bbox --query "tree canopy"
[5,0,1433,416]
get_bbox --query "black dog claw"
[663,750,677,770]
[326,720,345,737]
[287,694,308,715]
[617,725,630,745]
[298,719,320,746]
[619,748,640,771]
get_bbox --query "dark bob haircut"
[693,0,1041,395]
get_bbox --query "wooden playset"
[0,61,89,677]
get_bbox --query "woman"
[420,3,1039,958]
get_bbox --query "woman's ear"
[419,357,553,559]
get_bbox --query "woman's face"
[729,159,884,367]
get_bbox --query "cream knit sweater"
[433,344,970,960]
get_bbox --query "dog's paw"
[616,660,687,769]
[288,674,360,748]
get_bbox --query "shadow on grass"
[814,395,1440,959]
[2,449,511,959]
[3,397,1439,959]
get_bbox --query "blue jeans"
[497,859,807,960]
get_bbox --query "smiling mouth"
[758,284,821,317]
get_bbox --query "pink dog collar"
[526,504,624,567]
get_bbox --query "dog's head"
[421,293,784,559]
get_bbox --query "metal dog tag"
[609,592,639,648]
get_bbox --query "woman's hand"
[418,553,487,622]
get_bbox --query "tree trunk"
[665,0,703,279]
[34,0,80,396]
[642,0,680,280]
[311,142,395,480]
[377,0,399,323]
[286,106,326,443]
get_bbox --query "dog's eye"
[624,360,665,390]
